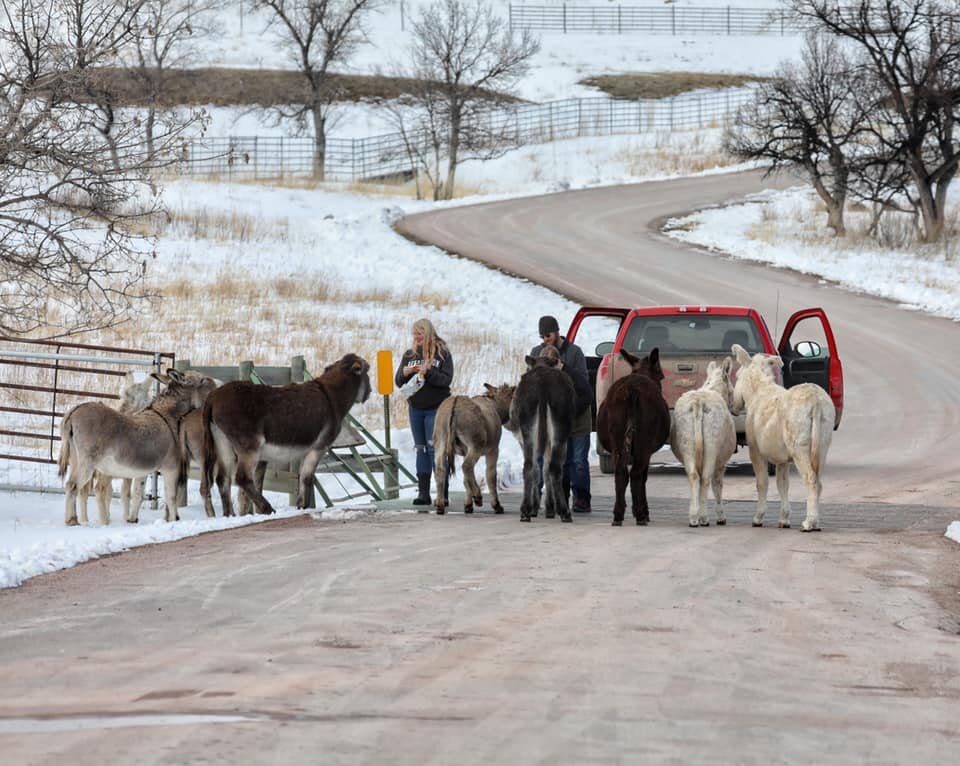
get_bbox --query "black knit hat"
[538,315,560,337]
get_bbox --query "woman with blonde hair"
[395,318,454,506]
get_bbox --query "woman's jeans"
[408,404,437,474]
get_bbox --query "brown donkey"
[433,383,516,515]
[200,354,371,516]
[596,348,671,526]
[58,369,218,525]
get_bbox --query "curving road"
[396,169,960,509]
[2,171,959,765]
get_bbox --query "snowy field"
[2,0,958,589]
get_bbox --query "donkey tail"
[434,398,458,478]
[57,408,74,480]
[693,400,705,473]
[200,400,217,498]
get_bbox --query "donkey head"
[483,383,516,425]
[117,371,154,414]
[703,357,735,411]
[731,344,783,414]
[620,347,664,387]
[151,368,219,417]
[324,353,372,403]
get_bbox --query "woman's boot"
[413,471,432,508]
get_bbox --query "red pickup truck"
[565,305,844,473]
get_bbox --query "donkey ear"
[524,355,538,369]
[769,355,784,370]
[350,358,366,375]
[721,356,733,376]
[484,383,495,393]
[648,347,660,366]
[732,344,752,367]
[619,348,640,365]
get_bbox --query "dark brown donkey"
[596,348,671,527]
[200,354,371,515]
[433,383,516,515]
[510,355,576,522]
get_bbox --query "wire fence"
[177,88,755,182]
[507,4,804,35]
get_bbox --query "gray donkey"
[510,354,576,522]
[433,383,517,515]
[59,369,218,525]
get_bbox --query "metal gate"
[0,334,174,498]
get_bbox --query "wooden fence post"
[288,355,314,508]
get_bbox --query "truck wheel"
[599,454,615,474]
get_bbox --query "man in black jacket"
[530,315,592,512]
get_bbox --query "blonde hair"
[413,318,447,366]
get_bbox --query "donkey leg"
[433,455,448,514]
[630,458,650,526]
[750,447,770,527]
[161,470,180,522]
[462,454,480,514]
[775,463,791,528]
[297,453,320,510]
[236,454,275,515]
[520,438,538,522]
[611,460,628,526]
[684,460,701,527]
[77,476,92,525]
[64,464,93,526]
[93,472,113,525]
[485,448,504,514]
[793,454,821,532]
[711,470,727,526]
[126,476,146,523]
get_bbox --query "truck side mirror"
[795,340,822,358]
[595,341,615,357]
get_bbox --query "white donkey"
[731,344,835,532]
[670,357,736,527]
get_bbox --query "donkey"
[433,383,516,515]
[731,344,835,532]
[58,369,217,525]
[76,371,155,525]
[200,353,371,516]
[596,348,671,527]
[670,357,737,527]
[510,355,576,522]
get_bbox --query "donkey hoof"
[492,503,504,514]
[65,518,79,527]
[520,515,531,522]
[545,511,555,519]
[716,519,727,526]
[561,514,572,523]
[636,518,649,526]
[436,507,445,515]
[778,522,791,529]
[473,495,482,507]
[801,524,821,532]
[464,507,473,514]
[699,520,710,527]
[126,518,138,524]
[688,522,699,528]
[611,519,623,527]
[752,521,763,527]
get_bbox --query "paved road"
[2,170,959,764]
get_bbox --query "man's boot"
[413,471,432,509]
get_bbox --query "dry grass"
[613,131,739,176]
[57,67,520,108]
[579,72,766,100]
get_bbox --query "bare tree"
[792,0,960,242]
[726,33,872,235]
[400,0,540,200]
[126,0,224,159]
[0,0,196,337]
[253,0,380,180]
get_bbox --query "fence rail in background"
[178,89,755,182]
[507,4,803,35]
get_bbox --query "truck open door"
[565,307,631,429]
[778,308,844,428]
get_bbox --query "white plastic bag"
[399,372,425,399]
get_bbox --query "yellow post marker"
[377,350,394,396]
[377,350,394,451]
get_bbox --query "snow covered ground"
[2,1,957,589]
